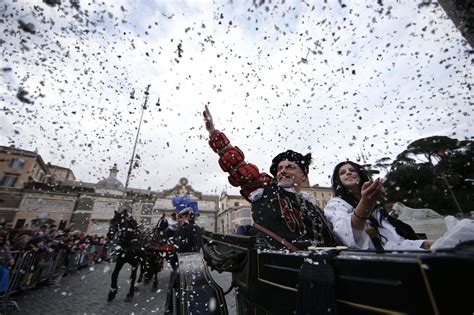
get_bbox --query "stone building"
[0,145,49,188]
[0,146,220,235]
[64,167,219,236]
[48,164,76,182]
[217,192,251,234]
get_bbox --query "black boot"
[125,293,133,302]
[107,288,117,302]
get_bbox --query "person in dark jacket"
[203,105,340,250]
[155,213,169,236]
[165,206,203,314]
[175,208,203,253]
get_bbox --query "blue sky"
[1,0,472,195]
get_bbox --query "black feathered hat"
[270,150,312,176]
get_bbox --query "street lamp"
[124,84,156,192]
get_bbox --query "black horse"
[107,210,144,302]
[137,225,176,290]
[136,230,161,290]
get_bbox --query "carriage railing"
[202,231,474,315]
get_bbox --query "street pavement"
[2,259,236,315]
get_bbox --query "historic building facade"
[0,146,220,234]
[0,145,50,188]
[0,145,333,236]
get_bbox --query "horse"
[136,229,161,290]
[107,210,144,302]
[137,225,175,290]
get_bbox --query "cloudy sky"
[1,0,472,196]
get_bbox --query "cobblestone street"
[2,260,235,315]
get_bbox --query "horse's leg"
[137,257,145,283]
[152,269,158,290]
[108,256,125,301]
[144,253,152,284]
[125,258,139,302]
[153,256,162,290]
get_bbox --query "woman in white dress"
[324,161,434,251]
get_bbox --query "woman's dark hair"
[331,161,418,241]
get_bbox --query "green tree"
[385,136,472,216]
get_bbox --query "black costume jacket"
[252,183,339,249]
[207,130,340,250]
[177,221,203,253]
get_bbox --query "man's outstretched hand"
[203,104,216,134]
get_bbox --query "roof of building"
[96,164,124,190]
[96,177,124,189]
[0,145,48,171]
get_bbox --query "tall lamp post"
[124,84,151,192]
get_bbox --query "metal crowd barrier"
[0,243,110,312]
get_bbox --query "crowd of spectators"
[0,219,110,298]
[1,220,108,260]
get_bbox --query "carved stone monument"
[390,202,447,240]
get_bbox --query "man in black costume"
[164,207,203,313]
[203,105,339,250]
[175,208,203,253]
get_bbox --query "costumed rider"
[176,207,203,253]
[170,195,203,254]
[203,105,339,250]
[164,197,203,314]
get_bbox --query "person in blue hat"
[175,207,203,253]
[164,204,204,314]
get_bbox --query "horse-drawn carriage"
[171,231,474,314]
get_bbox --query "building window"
[1,175,18,187]
[9,158,25,170]
[234,202,240,206]
[241,208,251,219]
